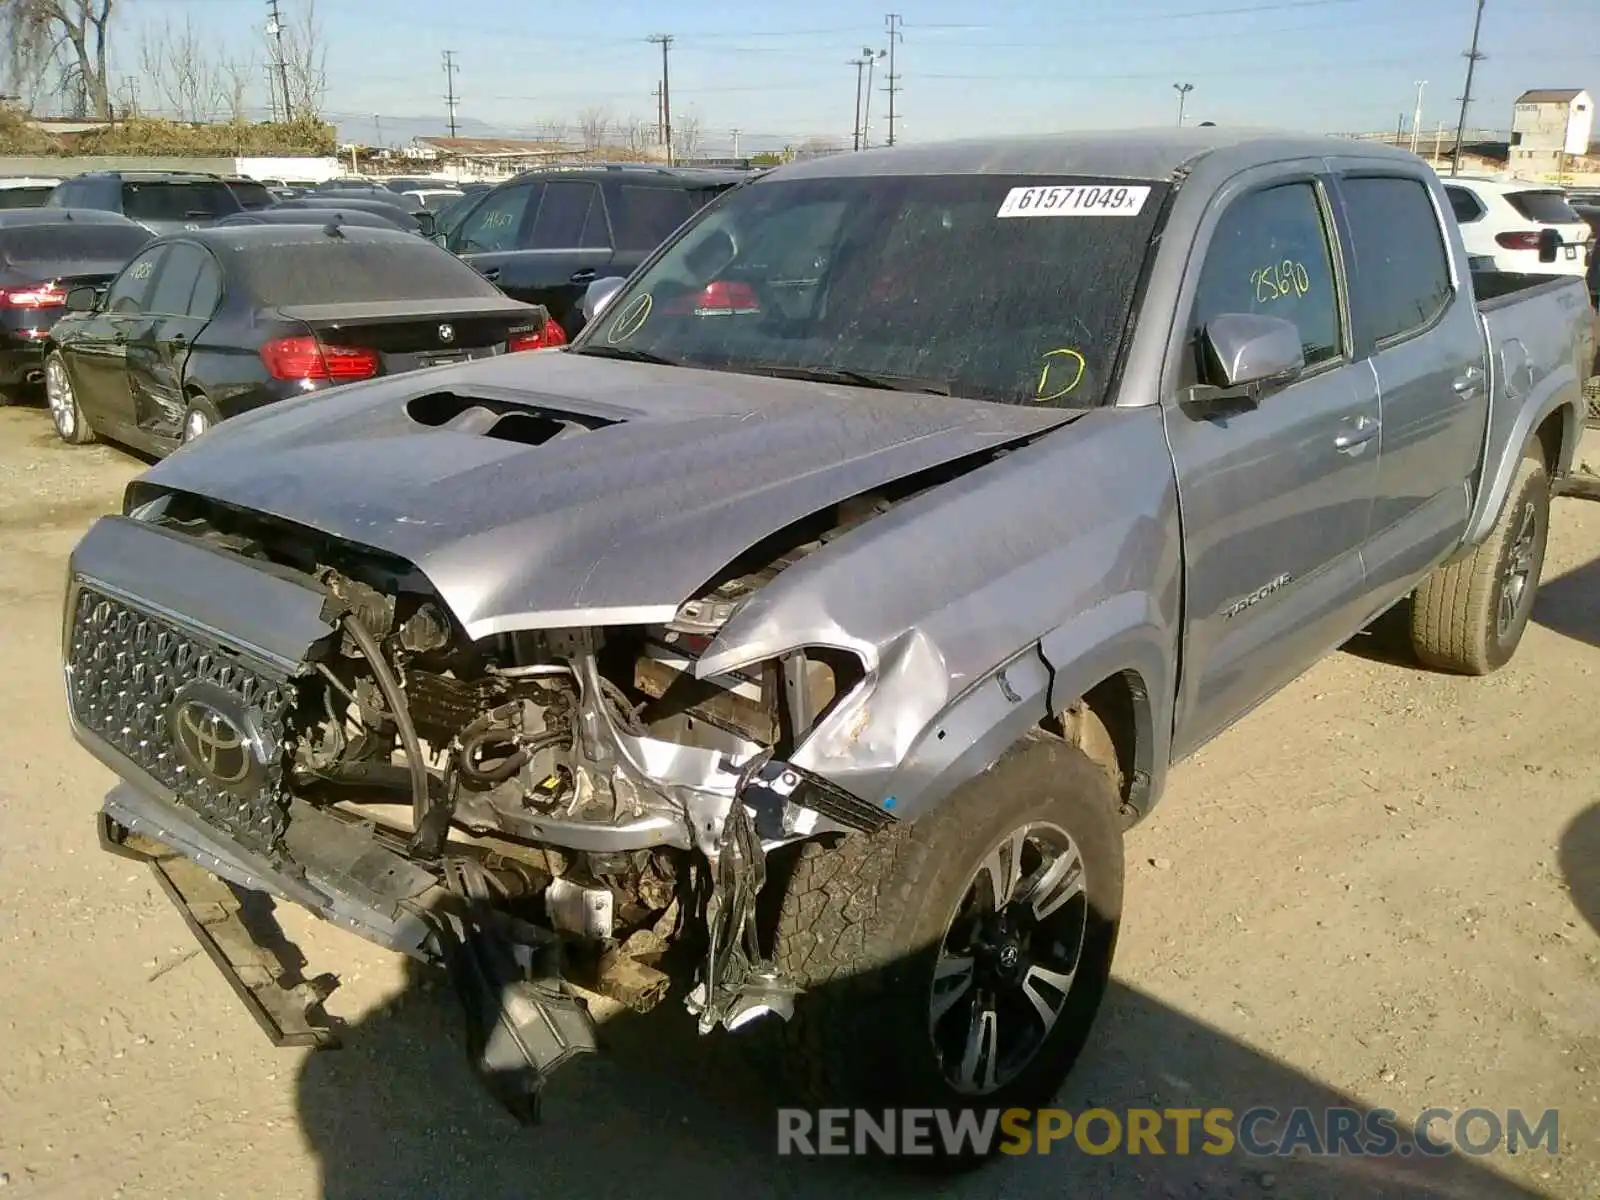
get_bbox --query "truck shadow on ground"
[1341,550,1600,669]
[1530,553,1600,652]
[294,955,1550,1200]
[1559,803,1600,940]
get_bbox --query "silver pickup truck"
[62,130,1594,1161]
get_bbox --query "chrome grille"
[66,585,295,854]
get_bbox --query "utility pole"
[849,55,868,151]
[1173,82,1194,126]
[883,14,902,147]
[862,47,885,147]
[263,65,279,121]
[265,0,292,122]
[1410,80,1426,154]
[1395,112,1406,147]
[442,50,459,137]
[1434,119,1445,163]
[651,86,663,145]
[730,128,741,158]
[1450,0,1486,177]
[648,34,674,165]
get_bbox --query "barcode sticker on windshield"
[997,185,1151,218]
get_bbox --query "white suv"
[1442,178,1594,277]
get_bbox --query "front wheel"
[44,351,95,445]
[772,736,1124,1167]
[180,395,220,444]
[1409,446,1550,674]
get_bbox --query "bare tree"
[1,0,119,119]
[531,118,568,144]
[138,14,227,122]
[279,0,326,121]
[672,112,702,161]
[576,106,609,149]
[617,114,651,153]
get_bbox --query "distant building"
[1509,89,1594,177]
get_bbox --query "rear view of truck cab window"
[1191,181,1343,371]
[1337,176,1454,345]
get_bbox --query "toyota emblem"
[167,681,268,796]
[438,323,455,343]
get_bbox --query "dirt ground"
[0,403,1596,1200]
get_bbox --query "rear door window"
[451,182,541,252]
[146,243,206,315]
[1444,186,1485,224]
[121,181,241,221]
[1505,190,1583,225]
[610,185,696,251]
[529,181,608,249]
[1337,175,1454,345]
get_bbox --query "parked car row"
[0,161,750,454]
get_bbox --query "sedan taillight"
[0,281,67,309]
[1495,231,1545,251]
[260,335,380,381]
[507,316,567,352]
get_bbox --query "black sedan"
[0,209,153,402]
[43,223,565,454]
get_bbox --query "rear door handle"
[1452,364,1484,395]
[479,266,501,281]
[1334,414,1380,451]
[570,268,597,284]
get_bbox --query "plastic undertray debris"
[101,822,340,1049]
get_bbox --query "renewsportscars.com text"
[776,1106,1561,1158]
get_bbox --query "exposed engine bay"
[88,484,911,1086]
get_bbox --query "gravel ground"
[0,404,1596,1200]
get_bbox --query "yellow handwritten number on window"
[1036,348,1086,402]
[1251,260,1312,304]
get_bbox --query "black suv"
[46,171,244,235]
[442,163,747,336]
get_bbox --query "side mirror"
[1537,227,1560,264]
[581,276,628,323]
[65,285,98,313]
[416,212,436,238]
[1201,313,1305,391]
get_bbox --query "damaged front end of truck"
[62,374,1074,1118]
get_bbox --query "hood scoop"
[406,391,620,446]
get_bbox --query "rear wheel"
[772,736,1124,1168]
[1409,446,1550,674]
[44,351,95,445]
[180,395,220,444]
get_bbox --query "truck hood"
[137,350,1078,639]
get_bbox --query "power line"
[442,49,459,137]
[648,34,674,164]
[883,13,902,147]
[1450,0,1486,178]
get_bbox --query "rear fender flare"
[1463,386,1577,551]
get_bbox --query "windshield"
[0,185,54,210]
[0,224,152,265]
[225,237,503,306]
[576,173,1170,407]
[121,181,241,221]
[1506,190,1582,225]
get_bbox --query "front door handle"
[1452,364,1484,394]
[1334,414,1381,452]
[570,268,597,284]
[479,266,501,281]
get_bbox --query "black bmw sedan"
[43,222,565,454]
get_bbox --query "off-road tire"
[771,735,1124,1168]
[1409,447,1549,674]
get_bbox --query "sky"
[128,0,1599,155]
